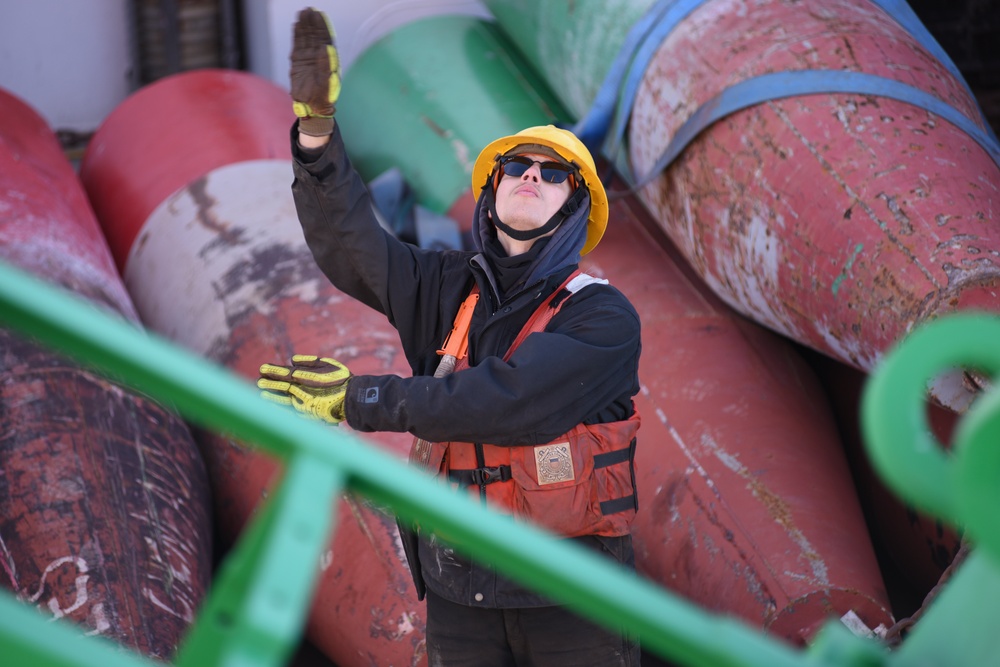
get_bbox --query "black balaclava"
[471,174,591,301]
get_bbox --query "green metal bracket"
[890,550,1000,666]
[0,591,157,667]
[861,313,1000,667]
[0,256,809,667]
[3,259,1000,667]
[174,455,342,667]
[861,314,1000,563]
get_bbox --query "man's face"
[493,153,574,239]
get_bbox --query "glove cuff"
[331,377,350,422]
[298,115,335,137]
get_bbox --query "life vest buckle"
[471,465,512,486]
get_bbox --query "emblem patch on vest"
[534,443,574,485]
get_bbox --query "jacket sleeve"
[292,124,394,313]
[344,285,642,445]
[289,123,467,369]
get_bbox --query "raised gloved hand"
[289,7,340,137]
[258,355,351,424]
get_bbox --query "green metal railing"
[1,257,998,667]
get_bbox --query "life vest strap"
[593,446,631,469]
[600,495,637,515]
[449,465,513,487]
[502,269,588,362]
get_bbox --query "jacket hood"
[472,186,591,293]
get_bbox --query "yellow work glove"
[258,355,351,424]
[289,7,340,137]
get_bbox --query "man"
[258,8,642,665]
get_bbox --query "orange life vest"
[411,271,640,538]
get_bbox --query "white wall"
[0,0,492,131]
[243,0,491,89]
[0,0,132,132]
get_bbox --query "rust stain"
[420,115,449,139]
[876,192,914,236]
[703,434,830,586]
[214,242,320,305]
[686,478,781,613]
[659,459,781,612]
[187,176,247,252]
[770,102,940,288]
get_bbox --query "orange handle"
[438,291,479,360]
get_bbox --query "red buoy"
[485,0,1000,413]
[0,87,211,660]
[446,186,894,645]
[625,0,1000,412]
[80,70,427,666]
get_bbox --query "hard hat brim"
[472,128,608,255]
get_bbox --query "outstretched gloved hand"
[289,7,340,137]
[258,355,351,424]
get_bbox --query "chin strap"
[486,184,588,242]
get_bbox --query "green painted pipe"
[337,15,571,213]
[483,0,654,119]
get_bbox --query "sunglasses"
[497,154,578,184]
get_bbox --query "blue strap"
[631,70,1000,188]
[569,0,666,149]
[868,0,997,142]
[573,0,999,177]
[571,0,689,150]
[572,0,704,159]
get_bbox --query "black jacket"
[290,123,642,606]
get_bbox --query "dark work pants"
[425,589,640,666]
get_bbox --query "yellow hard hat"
[472,125,609,255]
